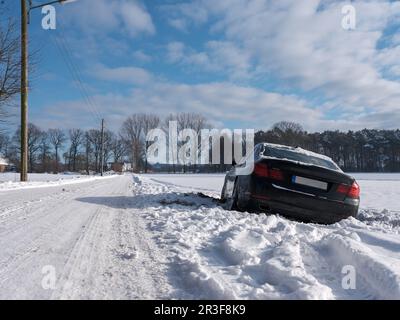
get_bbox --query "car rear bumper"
[249,184,359,224]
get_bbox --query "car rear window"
[263,146,340,171]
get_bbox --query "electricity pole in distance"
[100,119,105,177]
[20,0,76,182]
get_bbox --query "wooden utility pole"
[19,0,76,182]
[100,119,105,176]
[20,0,28,182]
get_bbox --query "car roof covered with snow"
[258,143,342,172]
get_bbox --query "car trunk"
[259,158,354,201]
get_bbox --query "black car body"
[221,143,360,224]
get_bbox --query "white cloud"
[119,1,155,37]
[34,81,317,131]
[166,42,186,63]
[90,64,153,86]
[133,50,152,63]
[62,0,155,37]
[167,18,188,32]
[162,1,208,31]
[165,0,400,118]
[166,41,254,79]
[55,0,156,63]
[34,74,396,133]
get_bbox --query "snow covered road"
[0,175,172,299]
[0,173,399,299]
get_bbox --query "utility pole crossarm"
[30,0,75,11]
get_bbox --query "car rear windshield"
[263,146,340,171]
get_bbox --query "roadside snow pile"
[0,173,116,191]
[358,209,400,232]
[136,174,400,300]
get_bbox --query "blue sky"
[4,0,400,132]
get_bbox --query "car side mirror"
[232,159,237,166]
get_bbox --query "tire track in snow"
[0,178,122,299]
[53,175,173,300]
[52,206,107,299]
[0,175,174,299]
[0,179,121,283]
[0,178,119,236]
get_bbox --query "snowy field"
[0,172,399,299]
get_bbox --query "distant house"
[0,157,9,173]
[111,162,132,173]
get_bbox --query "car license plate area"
[292,176,328,190]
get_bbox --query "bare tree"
[163,114,178,173]
[39,131,51,172]
[0,19,20,120]
[272,121,304,134]
[11,123,43,172]
[102,130,113,171]
[68,129,83,172]
[111,134,126,163]
[189,113,209,135]
[272,121,305,146]
[142,114,160,172]
[84,131,92,175]
[49,129,66,173]
[27,123,42,172]
[87,129,102,173]
[173,113,209,172]
[120,114,144,172]
[186,113,209,172]
[0,131,10,157]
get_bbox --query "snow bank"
[0,173,117,191]
[136,174,400,299]
[321,231,400,299]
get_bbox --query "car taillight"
[348,181,360,198]
[254,163,269,177]
[337,181,360,199]
[270,168,284,180]
[254,163,284,181]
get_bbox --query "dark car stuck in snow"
[221,143,360,224]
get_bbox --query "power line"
[48,22,104,125]
[49,33,102,124]
[56,20,104,120]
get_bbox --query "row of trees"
[255,121,400,172]
[0,123,124,174]
[0,113,210,174]
[1,117,400,174]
